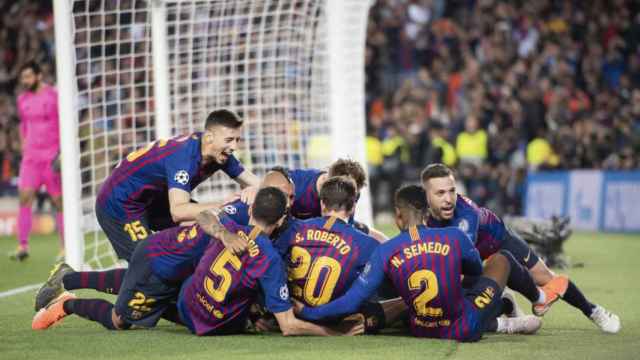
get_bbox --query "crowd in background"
[0,0,639,217]
[365,0,640,216]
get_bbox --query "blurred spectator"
[365,0,640,216]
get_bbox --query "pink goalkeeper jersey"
[16,85,60,160]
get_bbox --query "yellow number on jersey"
[288,246,342,306]
[123,220,148,242]
[408,270,443,317]
[203,249,242,302]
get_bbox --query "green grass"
[1,231,640,360]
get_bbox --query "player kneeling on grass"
[33,187,363,336]
[295,185,542,342]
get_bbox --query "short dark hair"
[395,185,427,213]
[421,163,454,183]
[251,187,288,226]
[20,61,41,75]
[204,109,243,130]
[328,159,366,190]
[320,176,357,213]
[268,166,293,185]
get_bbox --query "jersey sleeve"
[221,154,244,178]
[458,206,480,245]
[165,145,198,192]
[220,200,250,225]
[457,229,482,276]
[258,251,292,314]
[299,246,385,321]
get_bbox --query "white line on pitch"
[0,283,42,298]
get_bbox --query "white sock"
[496,317,507,333]
[536,288,546,304]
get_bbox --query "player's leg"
[12,158,42,260]
[34,262,126,311]
[44,162,64,260]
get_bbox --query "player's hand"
[254,317,279,333]
[220,231,248,256]
[239,185,259,204]
[334,313,365,336]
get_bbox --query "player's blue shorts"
[114,239,180,328]
[460,276,503,342]
[95,204,152,262]
[501,226,540,269]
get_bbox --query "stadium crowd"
[1,0,639,218]
[365,0,640,216]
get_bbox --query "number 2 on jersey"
[288,246,341,306]
[408,270,443,317]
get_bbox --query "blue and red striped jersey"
[219,198,250,226]
[427,194,506,259]
[177,225,291,335]
[299,225,482,341]
[97,132,244,221]
[289,168,325,219]
[281,216,378,307]
[144,216,238,283]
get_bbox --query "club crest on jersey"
[279,284,289,300]
[458,219,469,233]
[174,170,190,185]
[223,205,237,215]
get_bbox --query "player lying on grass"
[421,163,620,333]
[33,188,363,336]
[94,109,259,263]
[294,185,542,342]
[33,167,297,312]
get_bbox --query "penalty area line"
[0,283,42,298]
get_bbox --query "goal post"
[55,0,374,270]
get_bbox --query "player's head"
[250,186,288,233]
[320,176,357,216]
[328,159,367,192]
[201,109,243,165]
[261,166,295,208]
[394,185,427,230]
[19,61,42,92]
[421,163,457,221]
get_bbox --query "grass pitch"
[1,230,639,360]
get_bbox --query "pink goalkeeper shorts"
[18,156,62,196]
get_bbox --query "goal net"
[54,0,372,270]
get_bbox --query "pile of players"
[31,110,621,341]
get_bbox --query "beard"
[28,80,40,92]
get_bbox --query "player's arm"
[298,250,385,321]
[458,229,482,276]
[273,308,362,336]
[234,170,260,188]
[168,188,227,223]
[195,209,247,255]
[368,226,389,243]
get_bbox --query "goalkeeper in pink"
[10,62,64,262]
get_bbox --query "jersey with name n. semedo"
[285,216,378,307]
[180,226,291,335]
[97,132,244,221]
[379,225,480,339]
[144,216,238,283]
[427,194,505,259]
[289,168,325,219]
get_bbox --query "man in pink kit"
[10,62,64,261]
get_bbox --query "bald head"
[260,170,294,205]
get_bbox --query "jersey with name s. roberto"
[427,195,505,259]
[177,225,291,335]
[282,216,378,307]
[97,132,244,221]
[144,216,237,283]
[300,225,482,341]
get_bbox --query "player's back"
[286,216,378,307]
[289,168,324,219]
[178,226,285,335]
[145,216,239,283]
[379,225,471,339]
